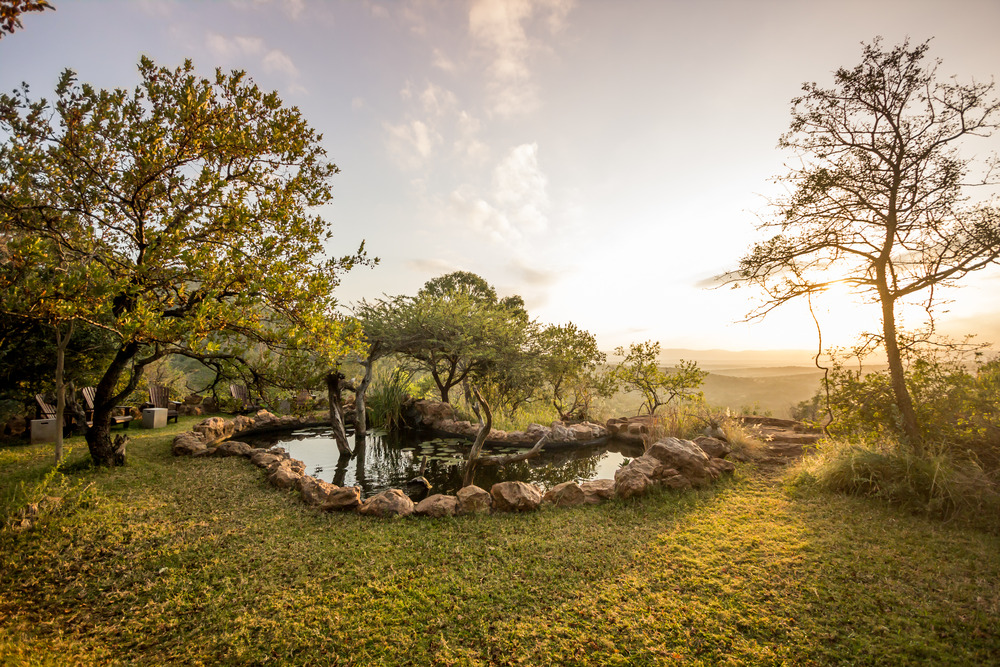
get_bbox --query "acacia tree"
[612,341,707,416]
[733,39,1000,450]
[0,58,368,465]
[537,322,609,420]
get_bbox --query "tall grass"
[789,438,1000,531]
[366,366,413,430]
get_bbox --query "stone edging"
[170,409,736,519]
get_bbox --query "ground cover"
[1,419,998,665]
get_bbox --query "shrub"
[790,437,1000,531]
[367,366,413,430]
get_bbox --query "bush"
[790,437,1000,531]
[367,366,413,430]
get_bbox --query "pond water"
[243,426,644,498]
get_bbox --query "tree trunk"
[880,296,922,452]
[53,322,73,463]
[85,341,139,466]
[326,371,353,456]
[462,385,491,487]
[354,354,376,437]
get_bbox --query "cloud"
[206,33,264,59]
[262,49,300,77]
[406,257,465,276]
[468,0,575,116]
[448,142,550,243]
[205,33,306,94]
[383,119,441,169]
[228,0,305,20]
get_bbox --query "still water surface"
[244,426,644,497]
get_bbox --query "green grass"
[1,420,999,665]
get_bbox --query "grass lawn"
[1,416,998,665]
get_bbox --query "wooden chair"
[34,393,83,431]
[81,387,134,429]
[148,384,180,423]
[229,384,261,414]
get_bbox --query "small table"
[30,418,58,444]
[142,408,168,429]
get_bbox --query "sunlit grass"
[1,424,998,664]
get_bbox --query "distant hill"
[700,369,824,418]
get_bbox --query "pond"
[243,426,644,498]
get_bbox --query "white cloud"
[383,119,440,170]
[448,143,550,243]
[432,47,457,72]
[206,33,264,59]
[228,0,305,20]
[204,33,306,94]
[468,0,575,116]
[262,49,300,78]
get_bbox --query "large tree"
[734,39,1000,449]
[0,58,368,465]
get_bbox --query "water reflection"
[243,427,643,497]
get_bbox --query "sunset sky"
[2,0,999,354]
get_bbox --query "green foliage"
[611,340,708,415]
[0,57,369,461]
[355,272,537,410]
[536,322,611,420]
[366,366,413,430]
[817,349,1000,464]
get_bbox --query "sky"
[2,0,999,354]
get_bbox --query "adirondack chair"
[148,384,180,423]
[229,384,262,414]
[81,387,134,429]
[34,393,82,432]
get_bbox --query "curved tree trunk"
[462,385,491,487]
[354,353,376,438]
[326,371,353,456]
[85,342,139,466]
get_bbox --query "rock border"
[171,408,736,519]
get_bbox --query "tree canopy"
[0,57,369,464]
[733,38,1000,448]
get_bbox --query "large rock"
[268,463,303,489]
[580,478,615,504]
[706,457,737,477]
[543,481,586,507]
[456,485,492,514]
[614,466,651,499]
[524,423,550,441]
[490,481,543,512]
[322,486,362,511]
[213,440,253,458]
[549,422,576,442]
[694,436,731,459]
[193,417,235,444]
[232,415,255,433]
[253,410,278,426]
[415,494,459,517]
[645,437,712,487]
[297,476,337,506]
[250,450,282,469]
[171,432,207,456]
[359,489,415,518]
